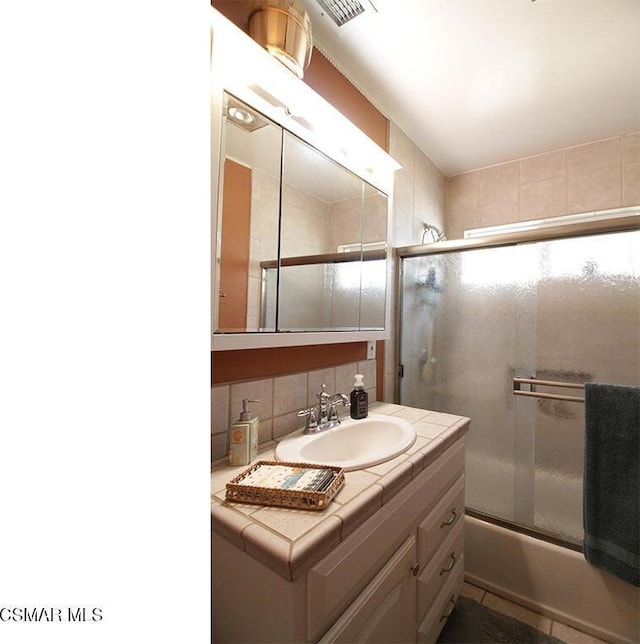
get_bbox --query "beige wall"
[446,132,640,239]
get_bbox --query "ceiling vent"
[312,0,377,28]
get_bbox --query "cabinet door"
[319,536,417,644]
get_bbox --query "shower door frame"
[395,212,640,548]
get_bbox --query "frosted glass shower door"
[399,244,538,525]
[398,229,640,544]
[526,231,640,542]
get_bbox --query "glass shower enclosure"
[398,219,640,546]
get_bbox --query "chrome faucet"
[298,384,349,434]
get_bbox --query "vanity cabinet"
[318,535,417,643]
[212,432,467,644]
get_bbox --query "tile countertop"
[211,403,470,582]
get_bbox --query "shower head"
[421,223,446,244]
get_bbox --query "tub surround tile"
[211,404,470,581]
[623,132,640,164]
[445,133,638,238]
[446,172,478,217]
[478,162,520,227]
[519,150,566,184]
[567,165,622,213]
[566,138,621,173]
[623,161,640,206]
[519,175,567,220]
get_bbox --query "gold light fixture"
[249,0,313,79]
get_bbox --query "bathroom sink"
[275,413,416,471]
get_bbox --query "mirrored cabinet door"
[360,182,388,330]
[217,93,282,332]
[215,92,390,337]
[278,132,367,331]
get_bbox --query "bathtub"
[464,515,640,642]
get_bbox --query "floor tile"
[460,581,485,603]
[482,591,553,634]
[551,621,608,644]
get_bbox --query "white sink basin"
[275,413,416,471]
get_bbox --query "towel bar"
[513,377,585,403]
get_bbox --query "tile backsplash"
[211,359,377,464]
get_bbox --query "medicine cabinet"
[211,9,399,350]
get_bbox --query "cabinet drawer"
[417,525,464,625]
[308,440,465,642]
[418,475,464,567]
[416,565,464,644]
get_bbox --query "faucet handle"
[297,406,318,430]
[327,394,349,423]
[317,383,330,402]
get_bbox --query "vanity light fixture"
[212,6,401,194]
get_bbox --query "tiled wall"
[211,358,377,464]
[446,132,640,239]
[384,123,448,402]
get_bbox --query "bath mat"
[437,596,565,643]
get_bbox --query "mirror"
[215,92,388,335]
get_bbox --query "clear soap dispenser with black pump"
[350,374,368,420]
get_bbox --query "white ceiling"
[300,0,640,176]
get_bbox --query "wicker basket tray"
[225,460,345,511]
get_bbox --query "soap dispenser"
[350,374,368,420]
[229,399,259,466]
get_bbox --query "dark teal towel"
[583,382,640,587]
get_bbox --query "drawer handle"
[439,595,456,622]
[410,563,420,577]
[440,552,457,575]
[440,508,458,528]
